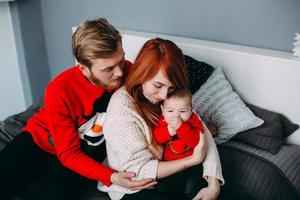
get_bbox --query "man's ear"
[78,64,90,77]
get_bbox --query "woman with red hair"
[98,38,224,200]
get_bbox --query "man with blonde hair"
[0,18,155,200]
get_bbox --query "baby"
[154,89,203,161]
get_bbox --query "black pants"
[122,164,207,200]
[0,132,97,200]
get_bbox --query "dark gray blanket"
[218,141,300,200]
[0,98,43,151]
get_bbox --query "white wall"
[0,2,26,120]
[121,30,300,145]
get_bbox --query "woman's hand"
[192,186,219,200]
[190,132,207,165]
[110,171,157,190]
[192,177,220,200]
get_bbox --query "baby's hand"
[169,117,182,130]
[167,124,176,136]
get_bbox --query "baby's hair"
[165,89,192,106]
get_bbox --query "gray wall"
[10,0,50,106]
[39,0,300,78]
[10,0,300,105]
[0,2,26,119]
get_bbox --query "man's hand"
[110,171,157,190]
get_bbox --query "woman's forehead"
[152,70,172,87]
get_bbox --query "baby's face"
[162,97,192,122]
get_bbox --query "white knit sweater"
[98,87,224,200]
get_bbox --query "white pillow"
[192,67,264,144]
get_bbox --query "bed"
[1,29,300,200]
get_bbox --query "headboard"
[120,29,300,145]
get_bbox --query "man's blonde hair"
[72,18,121,68]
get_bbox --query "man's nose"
[114,65,123,77]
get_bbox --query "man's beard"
[89,73,124,90]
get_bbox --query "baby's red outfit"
[154,112,203,161]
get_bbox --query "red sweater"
[154,112,203,161]
[23,62,131,186]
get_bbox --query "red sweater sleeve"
[45,87,114,186]
[175,113,203,148]
[153,117,172,144]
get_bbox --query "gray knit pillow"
[192,67,264,144]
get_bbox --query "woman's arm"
[191,122,224,200]
[104,89,208,183]
[192,176,220,200]
[104,107,206,182]
[207,176,220,196]
[157,132,206,179]
[157,154,196,179]
[106,114,206,181]
[201,122,224,184]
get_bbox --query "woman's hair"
[125,38,189,155]
[72,18,121,69]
